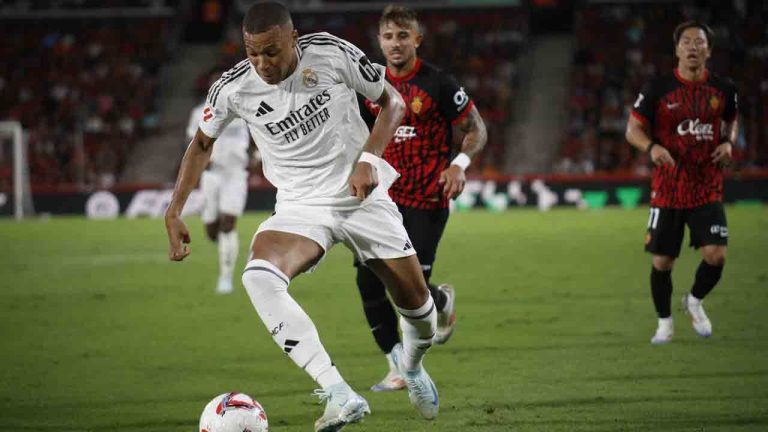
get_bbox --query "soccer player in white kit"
[186,96,252,295]
[164,3,439,431]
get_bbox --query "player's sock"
[396,296,436,371]
[427,283,448,312]
[650,266,673,318]
[242,259,343,390]
[218,230,239,282]
[356,266,400,353]
[690,260,724,300]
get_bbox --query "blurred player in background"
[165,2,441,430]
[186,70,255,295]
[626,21,738,344]
[356,5,487,391]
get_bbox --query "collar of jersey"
[387,57,422,83]
[674,67,709,86]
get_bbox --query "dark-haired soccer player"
[356,5,486,390]
[164,2,440,430]
[626,21,738,344]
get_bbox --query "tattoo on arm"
[456,106,487,158]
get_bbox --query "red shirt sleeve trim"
[630,110,648,126]
[451,100,475,125]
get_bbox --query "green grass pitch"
[1,207,767,431]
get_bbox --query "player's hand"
[711,141,733,167]
[650,145,676,167]
[349,161,378,200]
[165,213,191,261]
[439,165,466,199]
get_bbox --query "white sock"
[241,259,344,389]
[658,316,673,327]
[218,230,239,281]
[396,296,436,371]
[687,293,702,305]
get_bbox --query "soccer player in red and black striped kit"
[626,21,738,344]
[356,5,487,390]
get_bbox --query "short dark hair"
[673,20,714,49]
[379,4,420,32]
[243,1,292,34]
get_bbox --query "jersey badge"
[709,95,719,110]
[203,106,213,122]
[302,68,318,88]
[410,96,423,115]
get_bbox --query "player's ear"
[291,29,298,47]
[415,32,423,48]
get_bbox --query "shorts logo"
[302,68,318,88]
[710,225,728,237]
[203,106,213,122]
[403,241,413,251]
[677,118,714,141]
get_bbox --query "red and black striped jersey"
[631,69,738,209]
[359,58,474,209]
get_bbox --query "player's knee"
[703,248,726,267]
[241,259,289,296]
[220,216,237,233]
[652,255,675,271]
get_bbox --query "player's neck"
[676,65,708,83]
[388,56,419,79]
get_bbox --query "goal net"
[0,121,34,219]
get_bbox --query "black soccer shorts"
[644,202,728,258]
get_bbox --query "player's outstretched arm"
[350,81,405,200]
[626,115,675,167]
[440,105,487,199]
[165,128,215,261]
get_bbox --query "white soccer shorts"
[200,169,248,224]
[254,197,416,271]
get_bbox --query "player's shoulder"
[206,59,252,107]
[297,32,364,60]
[641,73,678,98]
[417,59,450,79]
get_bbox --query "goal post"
[0,121,34,220]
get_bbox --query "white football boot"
[650,317,674,345]
[433,284,456,345]
[682,294,712,338]
[390,343,439,420]
[313,383,370,432]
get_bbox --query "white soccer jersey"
[198,32,389,207]
[187,102,250,171]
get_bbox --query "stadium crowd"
[0,18,172,188]
[556,2,768,175]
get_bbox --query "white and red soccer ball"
[199,392,268,432]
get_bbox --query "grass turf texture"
[0,207,766,431]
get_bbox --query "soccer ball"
[199,392,268,432]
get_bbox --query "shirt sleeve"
[327,34,386,102]
[438,72,474,125]
[198,79,237,139]
[630,80,659,127]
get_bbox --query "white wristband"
[358,152,379,165]
[451,153,471,171]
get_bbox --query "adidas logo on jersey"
[255,101,274,117]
